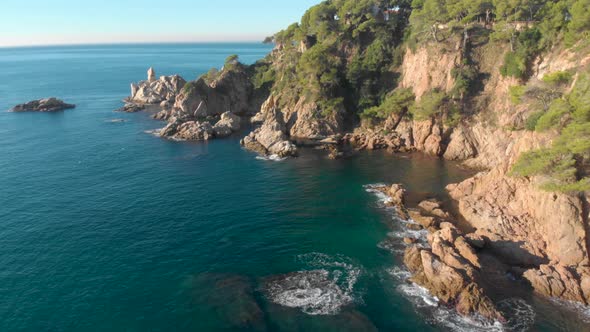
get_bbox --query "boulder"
[10,98,75,112]
[408,210,438,229]
[215,112,241,132]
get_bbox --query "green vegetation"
[511,72,590,193]
[509,85,526,104]
[361,88,415,119]
[410,89,447,121]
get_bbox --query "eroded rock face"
[174,68,257,118]
[129,70,186,105]
[448,166,588,268]
[160,120,214,141]
[241,96,297,157]
[404,228,504,322]
[10,98,75,112]
[523,264,590,305]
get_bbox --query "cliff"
[121,0,590,319]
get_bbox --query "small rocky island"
[10,98,75,112]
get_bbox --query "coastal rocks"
[241,100,297,157]
[160,120,214,141]
[286,98,345,140]
[443,126,477,160]
[129,68,186,104]
[10,98,75,112]
[403,226,504,322]
[214,112,242,132]
[447,166,588,268]
[523,264,590,305]
[174,67,256,118]
[114,103,145,113]
[341,130,404,152]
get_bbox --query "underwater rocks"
[128,68,186,105]
[190,273,267,331]
[10,98,75,112]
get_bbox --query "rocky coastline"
[10,98,75,112]
[117,32,590,325]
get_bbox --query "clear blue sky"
[0,0,321,47]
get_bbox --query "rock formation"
[241,95,297,157]
[10,98,75,112]
[128,69,186,105]
[379,183,505,322]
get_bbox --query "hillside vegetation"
[224,0,590,192]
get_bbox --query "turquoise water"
[0,44,588,331]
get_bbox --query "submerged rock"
[10,98,75,112]
[189,273,267,331]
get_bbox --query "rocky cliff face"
[174,67,260,118]
[389,41,590,308]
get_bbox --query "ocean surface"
[0,44,589,332]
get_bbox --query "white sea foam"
[265,253,361,316]
[549,297,590,322]
[255,154,287,162]
[144,128,162,136]
[105,118,126,123]
[363,184,393,206]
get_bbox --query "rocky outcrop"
[159,120,214,141]
[241,96,297,157]
[129,68,186,105]
[114,103,145,113]
[404,227,504,322]
[342,130,405,152]
[10,98,75,112]
[158,111,242,141]
[213,111,241,137]
[448,166,588,268]
[523,264,590,305]
[174,67,258,118]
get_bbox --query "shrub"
[542,71,573,86]
[535,99,571,131]
[509,85,526,104]
[361,88,415,119]
[410,90,446,121]
[525,111,544,131]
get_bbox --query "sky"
[0,0,321,47]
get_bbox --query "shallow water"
[0,44,588,331]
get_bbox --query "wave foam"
[256,154,287,162]
[264,253,361,316]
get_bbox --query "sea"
[0,43,588,331]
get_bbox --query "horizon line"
[0,39,273,50]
